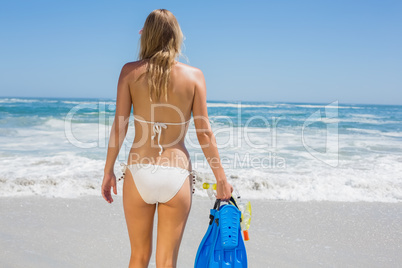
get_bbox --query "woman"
[101,9,233,268]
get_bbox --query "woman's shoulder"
[118,60,147,79]
[174,62,205,83]
[175,61,202,73]
[119,60,203,82]
[121,60,201,72]
[121,60,147,70]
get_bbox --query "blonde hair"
[137,9,186,102]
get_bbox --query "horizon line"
[0,95,401,107]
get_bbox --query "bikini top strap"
[133,116,191,125]
[133,117,150,124]
[165,118,191,125]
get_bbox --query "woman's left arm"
[102,63,132,203]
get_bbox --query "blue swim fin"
[209,203,247,267]
[195,199,248,268]
[194,200,220,268]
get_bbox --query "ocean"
[0,97,401,202]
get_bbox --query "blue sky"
[0,0,401,105]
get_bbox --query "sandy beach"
[1,196,401,268]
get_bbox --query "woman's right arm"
[192,69,233,201]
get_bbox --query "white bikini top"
[133,116,191,155]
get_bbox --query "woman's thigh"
[155,175,192,267]
[123,168,156,256]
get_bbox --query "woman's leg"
[123,168,157,268]
[155,175,192,268]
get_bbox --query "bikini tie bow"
[151,122,168,155]
[119,162,127,181]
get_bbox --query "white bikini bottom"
[120,163,195,204]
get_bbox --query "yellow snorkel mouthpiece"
[202,182,217,190]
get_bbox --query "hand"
[215,179,233,201]
[101,172,117,203]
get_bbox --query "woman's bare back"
[125,59,198,170]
